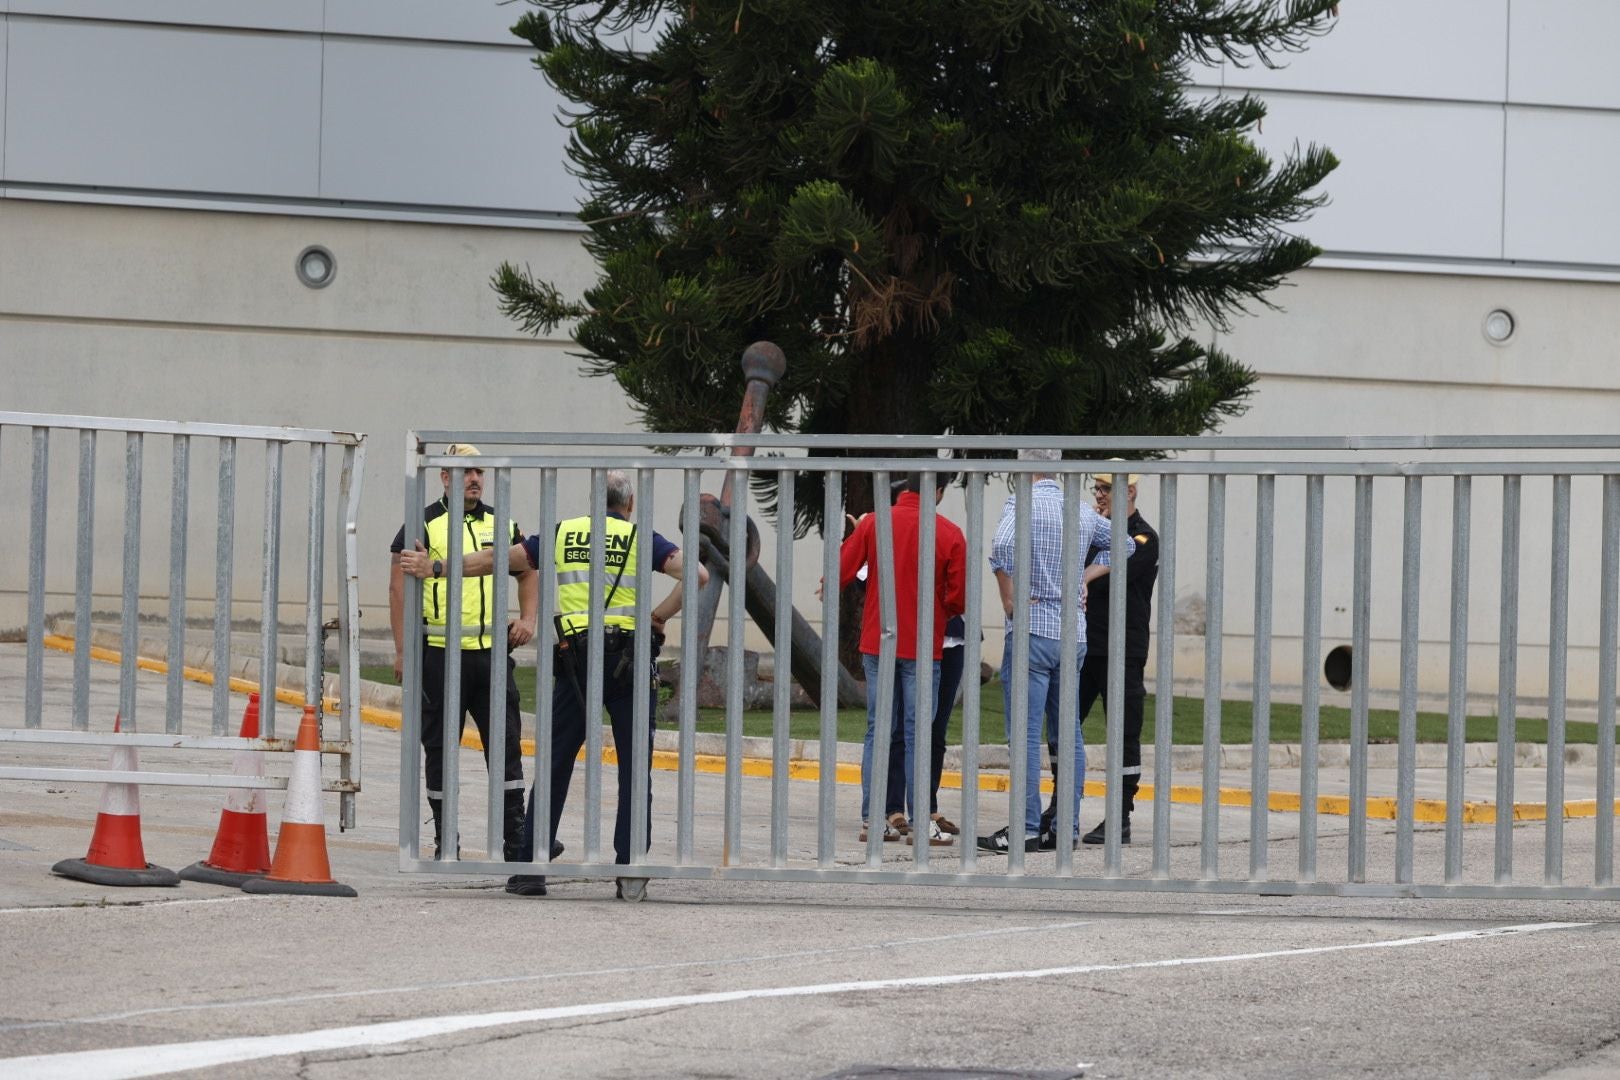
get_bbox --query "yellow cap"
[444,443,481,457]
[1095,458,1139,486]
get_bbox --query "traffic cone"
[179,693,271,887]
[242,704,356,897]
[52,716,180,887]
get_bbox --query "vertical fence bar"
[1249,474,1275,880]
[913,471,938,871]
[1298,474,1323,881]
[1495,475,1521,883]
[868,471,897,868]
[1007,472,1033,874]
[212,438,236,735]
[1200,474,1226,880]
[488,466,513,862]
[400,437,426,859]
[1349,475,1373,883]
[303,445,326,712]
[1444,476,1471,883]
[336,439,364,830]
[1395,475,1423,884]
[723,463,748,864]
[1055,473,1081,876]
[1101,467,1126,873]
[1596,474,1618,887]
[677,467,702,864]
[258,440,284,739]
[630,467,654,872]
[440,464,467,861]
[1544,474,1570,885]
[72,430,95,732]
[165,435,189,734]
[534,468,559,867]
[817,469,841,867]
[118,432,143,729]
[26,428,49,729]
[960,471,985,873]
[771,469,795,867]
[1244,476,1270,880]
[584,469,608,862]
[1152,474,1177,878]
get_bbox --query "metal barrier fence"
[404,431,1619,899]
[0,412,366,825]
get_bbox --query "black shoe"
[976,826,1043,854]
[505,874,548,897]
[550,839,565,860]
[1081,820,1131,846]
[1036,830,1078,851]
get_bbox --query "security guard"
[390,443,537,860]
[404,469,705,897]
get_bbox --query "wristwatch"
[432,559,443,578]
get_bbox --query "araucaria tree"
[497,0,1339,528]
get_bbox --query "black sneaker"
[976,826,1043,853]
[1081,820,1131,846]
[505,875,548,897]
[1036,830,1078,851]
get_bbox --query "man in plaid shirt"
[978,448,1131,853]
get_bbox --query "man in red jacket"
[839,471,967,841]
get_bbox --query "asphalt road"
[4,645,1620,1079]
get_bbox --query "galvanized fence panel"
[0,412,365,822]
[402,431,1620,900]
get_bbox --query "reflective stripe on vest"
[422,507,511,649]
[554,515,638,636]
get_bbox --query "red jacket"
[838,492,967,660]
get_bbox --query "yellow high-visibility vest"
[554,515,638,635]
[421,504,516,649]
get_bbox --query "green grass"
[360,664,1610,746]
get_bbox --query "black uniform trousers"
[521,640,657,865]
[420,644,527,858]
[884,641,964,818]
[1045,652,1148,823]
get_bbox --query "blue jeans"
[1002,632,1086,836]
[861,653,940,821]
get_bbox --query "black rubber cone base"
[52,857,181,887]
[177,861,266,888]
[241,876,357,898]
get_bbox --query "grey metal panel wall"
[319,37,575,213]
[1504,108,1620,265]
[4,18,323,197]
[1223,0,1508,103]
[324,0,526,47]
[1242,93,1505,261]
[1508,2,1620,108]
[10,1,323,33]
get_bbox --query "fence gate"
[0,412,366,826]
[403,430,1618,900]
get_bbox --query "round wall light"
[1482,308,1515,345]
[296,245,336,289]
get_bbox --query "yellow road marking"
[41,635,1609,824]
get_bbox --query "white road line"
[0,919,1095,1032]
[1,922,1586,1080]
[0,896,256,916]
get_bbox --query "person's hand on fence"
[393,651,403,683]
[398,540,433,579]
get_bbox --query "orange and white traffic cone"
[242,704,356,897]
[180,692,271,887]
[52,716,180,887]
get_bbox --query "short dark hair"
[901,470,957,494]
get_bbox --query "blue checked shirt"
[990,478,1133,643]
